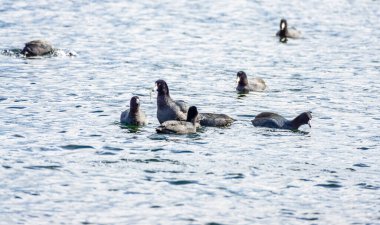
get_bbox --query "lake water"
[1,0,379,224]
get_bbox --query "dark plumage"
[198,113,235,127]
[276,19,301,39]
[156,106,199,134]
[120,96,147,126]
[252,111,312,130]
[236,71,266,93]
[155,79,188,124]
[21,40,53,57]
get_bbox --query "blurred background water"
[1,0,379,224]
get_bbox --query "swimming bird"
[198,113,235,127]
[155,79,188,124]
[236,71,266,93]
[156,106,199,134]
[155,80,234,127]
[20,40,53,57]
[276,19,301,39]
[120,96,147,126]
[252,111,312,130]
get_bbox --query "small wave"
[0,49,22,57]
[148,134,168,140]
[356,183,379,190]
[51,49,78,57]
[95,151,116,155]
[224,173,245,179]
[90,110,104,113]
[97,160,119,164]
[61,144,95,150]
[167,180,198,185]
[7,106,26,109]
[24,165,62,170]
[315,183,343,189]
[170,150,193,154]
[357,147,370,150]
[296,217,319,221]
[353,163,370,168]
[150,148,165,152]
[121,158,181,165]
[103,146,124,151]
[1,48,77,58]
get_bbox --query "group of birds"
[121,76,312,134]
[18,19,311,134]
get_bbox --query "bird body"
[155,80,188,124]
[199,113,235,127]
[276,19,301,39]
[21,40,53,57]
[156,106,199,134]
[120,96,147,126]
[252,111,312,130]
[236,71,266,93]
[156,120,197,134]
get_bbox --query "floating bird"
[155,79,188,124]
[21,40,53,57]
[236,71,266,93]
[156,106,199,134]
[198,113,235,127]
[252,111,312,130]
[276,19,301,39]
[120,96,147,126]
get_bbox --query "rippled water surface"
[1,0,380,224]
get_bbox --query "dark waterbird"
[236,71,266,93]
[155,79,188,124]
[276,19,301,39]
[20,40,53,57]
[156,106,199,134]
[252,111,312,130]
[155,79,234,127]
[198,113,235,127]
[120,96,147,126]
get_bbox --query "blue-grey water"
[1,1,379,224]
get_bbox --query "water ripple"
[60,145,95,150]
[0,0,379,224]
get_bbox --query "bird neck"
[157,94,171,107]
[238,77,249,86]
[279,29,287,37]
[186,112,196,122]
[129,107,139,115]
[290,115,305,130]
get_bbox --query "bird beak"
[308,121,311,128]
[150,85,156,100]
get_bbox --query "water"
[1,0,379,224]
